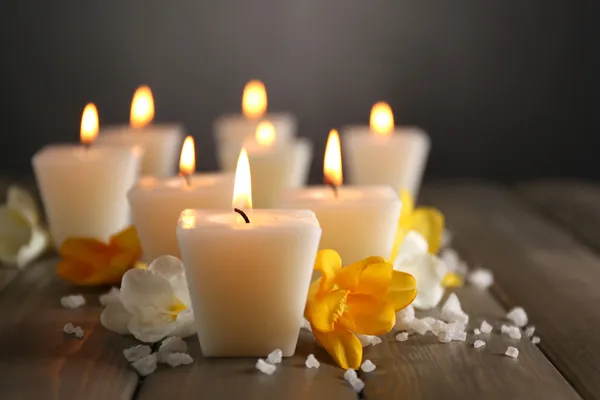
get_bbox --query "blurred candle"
[97,85,184,178]
[177,148,321,357]
[128,136,234,261]
[343,102,430,198]
[32,103,141,247]
[281,129,401,265]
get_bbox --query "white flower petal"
[15,225,48,268]
[148,255,191,306]
[394,230,429,265]
[7,186,40,226]
[127,315,177,343]
[170,309,196,338]
[120,268,178,317]
[100,300,132,335]
[395,253,446,310]
[0,206,32,264]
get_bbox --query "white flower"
[100,255,195,342]
[0,185,49,268]
[393,230,447,310]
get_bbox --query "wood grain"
[422,182,600,400]
[0,258,139,400]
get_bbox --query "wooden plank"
[422,182,600,400]
[138,329,356,400]
[362,287,580,399]
[0,258,139,399]
[519,180,600,254]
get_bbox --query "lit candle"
[281,129,401,265]
[128,136,234,261]
[32,103,142,247]
[342,102,430,198]
[177,148,321,357]
[97,85,184,178]
[214,80,297,169]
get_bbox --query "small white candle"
[97,85,184,178]
[343,102,430,198]
[214,80,297,168]
[177,148,321,357]
[128,136,234,261]
[33,103,142,247]
[281,129,401,264]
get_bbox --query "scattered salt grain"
[73,326,84,339]
[430,319,447,335]
[99,288,121,306]
[267,349,283,365]
[123,345,152,362]
[505,346,519,358]
[395,305,415,330]
[410,318,431,335]
[525,326,536,338]
[361,360,376,373]
[501,325,522,340]
[474,328,481,335]
[437,331,453,343]
[506,307,528,328]
[132,353,158,376]
[440,249,460,272]
[158,336,188,355]
[532,336,541,344]
[344,369,358,382]
[301,318,312,331]
[441,293,469,324]
[422,317,436,325]
[348,377,365,392]
[61,294,86,309]
[305,354,320,368]
[367,335,382,346]
[467,269,494,290]
[165,352,193,367]
[256,359,276,375]
[63,322,75,334]
[480,320,493,334]
[473,340,486,349]
[452,331,467,342]
[395,332,409,342]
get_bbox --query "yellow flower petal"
[339,294,396,335]
[442,272,464,288]
[335,256,391,296]
[305,289,348,333]
[390,190,415,261]
[312,327,362,370]
[411,207,444,254]
[314,249,342,293]
[384,271,417,311]
[109,225,141,255]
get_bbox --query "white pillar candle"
[177,149,321,357]
[97,85,184,178]
[32,103,142,247]
[213,80,297,169]
[342,102,430,198]
[128,136,234,262]
[219,121,312,207]
[281,130,401,264]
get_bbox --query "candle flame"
[242,80,267,119]
[324,129,343,186]
[179,136,196,176]
[80,103,99,145]
[370,101,394,136]
[232,148,253,209]
[255,120,276,147]
[130,85,155,128]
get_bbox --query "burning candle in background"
[281,129,401,265]
[214,80,297,169]
[97,85,184,178]
[128,135,234,261]
[342,102,430,198]
[177,147,321,357]
[32,103,142,247]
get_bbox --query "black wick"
[234,208,250,224]
[83,143,91,152]
[182,173,191,187]
[325,181,338,198]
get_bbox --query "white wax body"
[213,113,297,168]
[280,186,401,264]
[342,126,430,198]
[32,144,141,247]
[128,173,235,262]
[97,124,184,178]
[177,209,321,357]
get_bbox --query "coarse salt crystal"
[344,369,358,382]
[501,325,521,340]
[132,353,158,376]
[124,345,152,362]
[395,332,409,342]
[73,326,84,339]
[410,318,431,335]
[430,319,447,334]
[452,331,467,342]
[480,320,493,334]
[474,328,481,335]
[158,336,188,355]
[395,305,415,330]
[256,359,276,375]
[267,349,283,365]
[473,340,486,348]
[61,295,86,309]
[532,336,541,344]
[166,352,193,367]
[368,336,382,346]
[305,354,320,368]
[525,326,536,338]
[63,322,75,334]
[99,288,120,306]
[349,377,365,392]
[467,268,494,290]
[506,307,528,328]
[441,249,460,272]
[441,293,469,324]
[361,360,376,373]
[438,331,452,343]
[505,346,519,358]
[301,318,312,331]
[357,334,382,347]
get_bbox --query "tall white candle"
[281,130,401,264]
[97,85,184,178]
[128,136,234,262]
[343,102,430,198]
[33,104,142,247]
[177,149,321,357]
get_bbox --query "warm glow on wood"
[324,129,343,186]
[130,85,155,128]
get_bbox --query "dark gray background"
[1,0,597,183]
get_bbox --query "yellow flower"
[305,250,416,369]
[57,226,141,286]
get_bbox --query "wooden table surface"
[1,179,599,399]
